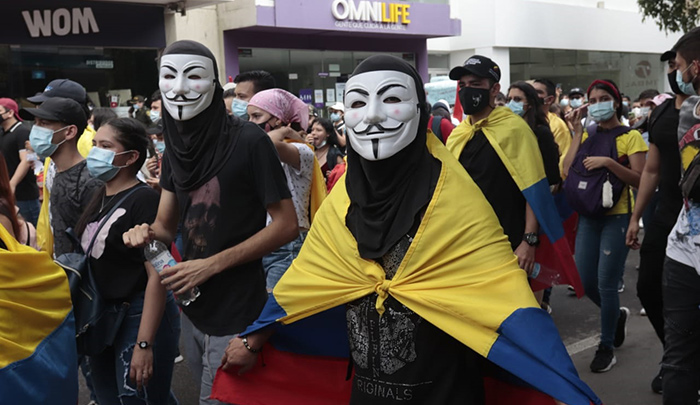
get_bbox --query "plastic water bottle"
[144,240,200,306]
[529,262,541,279]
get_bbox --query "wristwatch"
[137,341,151,350]
[523,232,540,247]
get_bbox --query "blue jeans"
[575,214,630,349]
[16,198,40,227]
[89,293,181,405]
[262,230,307,290]
[662,257,700,404]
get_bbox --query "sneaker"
[618,281,625,293]
[614,307,630,348]
[651,369,662,394]
[174,354,184,364]
[640,308,647,316]
[590,344,617,373]
[567,285,576,296]
[541,302,552,314]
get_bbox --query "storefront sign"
[299,89,313,104]
[331,0,410,25]
[314,89,325,108]
[271,1,459,37]
[4,0,165,48]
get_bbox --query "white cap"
[329,102,345,112]
[222,82,236,91]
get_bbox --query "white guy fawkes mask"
[159,54,216,121]
[344,70,420,161]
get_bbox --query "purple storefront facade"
[223,1,461,84]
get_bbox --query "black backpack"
[564,125,631,218]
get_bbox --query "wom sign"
[22,8,100,38]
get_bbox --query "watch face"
[139,341,148,349]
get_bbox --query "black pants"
[637,220,673,344]
[662,257,700,404]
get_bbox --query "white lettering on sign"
[331,0,411,25]
[22,8,100,38]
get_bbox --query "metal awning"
[86,0,230,12]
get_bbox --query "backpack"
[54,185,145,356]
[564,125,631,218]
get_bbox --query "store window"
[510,48,665,100]
[0,45,159,108]
[238,48,414,117]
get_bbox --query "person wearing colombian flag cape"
[220,55,601,405]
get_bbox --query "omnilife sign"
[331,0,411,25]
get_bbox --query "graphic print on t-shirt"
[81,208,126,258]
[184,177,221,259]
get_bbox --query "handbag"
[55,185,146,356]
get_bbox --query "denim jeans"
[662,257,700,404]
[575,214,630,349]
[262,230,307,290]
[89,293,181,405]
[16,198,40,227]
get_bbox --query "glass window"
[0,45,158,108]
[510,48,665,100]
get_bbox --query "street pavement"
[79,242,664,405]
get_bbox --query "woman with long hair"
[563,79,647,373]
[0,152,20,239]
[306,118,344,181]
[75,118,180,404]
[506,81,561,186]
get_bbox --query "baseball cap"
[660,50,676,62]
[449,55,501,83]
[329,102,345,112]
[132,95,145,103]
[0,98,21,121]
[28,79,87,105]
[569,88,585,97]
[222,82,237,91]
[19,97,87,130]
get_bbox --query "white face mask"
[159,54,216,121]
[343,70,420,161]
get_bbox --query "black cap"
[20,97,87,129]
[660,50,676,62]
[28,79,87,105]
[449,55,501,82]
[569,88,585,97]
[146,123,164,135]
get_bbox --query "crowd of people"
[1,26,700,405]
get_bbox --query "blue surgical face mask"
[560,98,569,107]
[676,66,698,96]
[506,100,526,117]
[570,98,583,109]
[622,101,629,107]
[149,110,160,122]
[231,98,248,118]
[133,104,140,110]
[330,112,341,122]
[589,100,616,121]
[29,125,70,160]
[86,147,132,182]
[155,141,166,154]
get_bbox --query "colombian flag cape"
[447,107,583,296]
[0,224,78,404]
[212,135,601,405]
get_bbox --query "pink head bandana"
[248,89,309,130]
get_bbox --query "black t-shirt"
[82,184,158,301]
[459,131,526,250]
[346,233,484,405]
[50,161,104,256]
[161,121,292,336]
[0,122,39,201]
[534,124,562,186]
[648,99,684,228]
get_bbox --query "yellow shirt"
[581,128,648,215]
[76,126,95,158]
[547,112,571,175]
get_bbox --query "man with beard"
[123,40,297,405]
[218,55,599,405]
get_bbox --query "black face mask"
[459,86,492,115]
[258,119,278,132]
[668,70,683,95]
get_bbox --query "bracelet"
[242,337,261,353]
